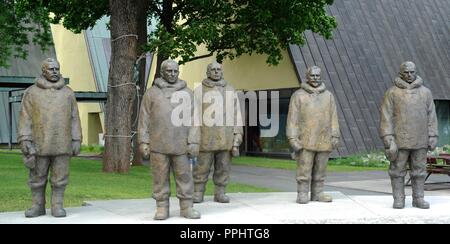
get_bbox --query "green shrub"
[80,144,104,153]
[329,151,389,168]
[429,144,450,155]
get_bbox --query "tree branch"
[185,52,214,63]
[149,1,162,16]
[173,1,186,13]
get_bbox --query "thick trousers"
[29,155,70,190]
[388,149,427,179]
[150,152,194,201]
[193,150,231,192]
[296,150,330,194]
[389,149,428,204]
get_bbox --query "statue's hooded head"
[206,61,223,81]
[399,61,417,84]
[306,66,322,88]
[41,58,61,83]
[160,59,179,84]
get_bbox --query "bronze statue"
[193,61,243,203]
[286,66,340,204]
[380,61,438,209]
[138,59,201,220]
[18,58,82,217]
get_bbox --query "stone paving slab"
[1,192,450,224]
[327,179,450,195]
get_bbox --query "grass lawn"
[0,151,276,212]
[233,156,388,172]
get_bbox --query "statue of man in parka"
[193,61,243,204]
[18,58,82,218]
[380,61,438,209]
[138,59,201,220]
[286,66,340,204]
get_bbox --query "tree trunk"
[131,0,150,166]
[103,0,139,173]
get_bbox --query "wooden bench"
[424,154,450,182]
[406,154,450,186]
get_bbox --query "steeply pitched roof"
[0,41,56,78]
[289,0,450,156]
[0,38,56,144]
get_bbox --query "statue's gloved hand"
[385,139,398,162]
[289,138,302,152]
[21,140,36,156]
[232,134,243,147]
[140,143,150,160]
[232,146,240,157]
[72,140,81,156]
[332,137,340,149]
[428,136,438,151]
[187,143,200,158]
[383,135,395,149]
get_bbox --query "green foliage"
[429,144,450,155]
[147,0,337,65]
[0,0,107,67]
[444,145,450,154]
[16,0,108,33]
[330,152,390,168]
[0,0,53,67]
[1,0,336,67]
[80,144,104,153]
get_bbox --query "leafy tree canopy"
[1,0,336,66]
[0,0,52,67]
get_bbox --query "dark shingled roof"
[289,0,450,156]
[0,40,56,144]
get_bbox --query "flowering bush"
[428,144,450,156]
[330,151,389,168]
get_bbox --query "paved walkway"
[2,192,450,224]
[230,165,450,196]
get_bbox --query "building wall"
[149,46,299,91]
[50,24,103,145]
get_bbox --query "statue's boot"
[214,186,230,203]
[412,178,429,209]
[296,182,309,204]
[391,177,405,209]
[311,181,332,202]
[51,187,66,217]
[25,187,46,218]
[180,199,201,219]
[154,200,169,220]
[193,183,205,203]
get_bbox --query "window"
[245,88,295,156]
[435,100,450,147]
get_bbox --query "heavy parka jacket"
[18,77,82,156]
[380,76,438,149]
[138,78,200,155]
[286,82,340,152]
[195,78,243,152]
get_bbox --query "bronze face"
[306,66,322,88]
[42,61,61,83]
[207,62,223,81]
[161,61,179,84]
[399,61,417,84]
